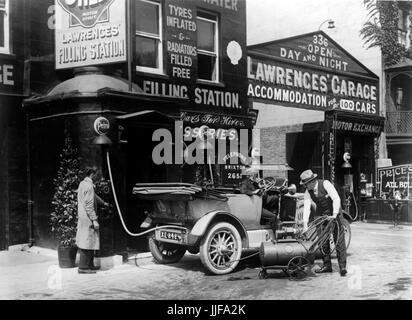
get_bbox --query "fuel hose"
[106,151,187,237]
[343,191,359,221]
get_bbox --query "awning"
[385,57,412,72]
[385,58,412,81]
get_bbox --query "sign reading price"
[377,164,412,199]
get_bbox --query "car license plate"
[155,229,186,244]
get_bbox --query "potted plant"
[50,134,83,268]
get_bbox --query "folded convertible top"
[132,183,228,201]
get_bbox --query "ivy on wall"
[360,0,408,67]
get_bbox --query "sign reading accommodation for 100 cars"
[55,0,127,69]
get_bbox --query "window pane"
[198,54,216,81]
[197,19,215,52]
[0,12,4,47]
[136,1,159,35]
[135,36,158,68]
[398,9,408,30]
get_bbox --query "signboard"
[221,154,247,186]
[377,164,412,199]
[93,116,110,135]
[133,0,248,114]
[0,59,23,95]
[180,111,250,128]
[248,108,259,126]
[331,119,383,135]
[55,0,127,69]
[249,32,376,77]
[247,32,379,116]
[247,56,379,116]
[165,0,197,80]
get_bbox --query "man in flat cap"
[300,169,347,276]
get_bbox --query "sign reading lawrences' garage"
[247,31,379,116]
[55,0,127,69]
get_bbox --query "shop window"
[0,0,9,54]
[197,11,219,82]
[135,0,163,74]
[397,8,410,48]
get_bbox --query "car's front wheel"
[148,236,186,264]
[199,222,242,275]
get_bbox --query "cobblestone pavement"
[1,222,412,300]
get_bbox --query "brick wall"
[260,124,305,180]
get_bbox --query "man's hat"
[300,169,318,185]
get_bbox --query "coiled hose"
[303,215,343,256]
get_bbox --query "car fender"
[190,210,248,246]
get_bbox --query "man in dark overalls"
[300,169,347,276]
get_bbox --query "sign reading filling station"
[55,0,127,69]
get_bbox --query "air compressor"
[258,215,343,279]
[258,239,315,279]
[259,239,314,267]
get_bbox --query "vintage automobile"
[134,178,304,275]
[134,177,351,275]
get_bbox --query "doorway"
[117,111,176,251]
[121,125,169,251]
[335,133,374,219]
[286,131,322,190]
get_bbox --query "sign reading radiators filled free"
[55,0,127,69]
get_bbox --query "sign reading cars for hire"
[55,0,127,69]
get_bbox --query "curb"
[4,245,155,268]
[7,244,58,259]
[127,252,154,266]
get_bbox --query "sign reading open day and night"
[55,0,127,69]
[377,164,412,199]
[247,32,379,116]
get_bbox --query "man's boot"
[339,262,347,277]
[315,255,332,273]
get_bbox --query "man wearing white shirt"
[300,169,347,276]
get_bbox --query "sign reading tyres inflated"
[55,0,127,69]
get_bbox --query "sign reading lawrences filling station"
[55,0,127,69]
[247,32,379,116]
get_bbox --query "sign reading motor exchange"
[332,119,382,135]
[55,0,127,69]
[247,32,379,116]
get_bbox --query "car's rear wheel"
[199,222,242,275]
[148,236,186,264]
